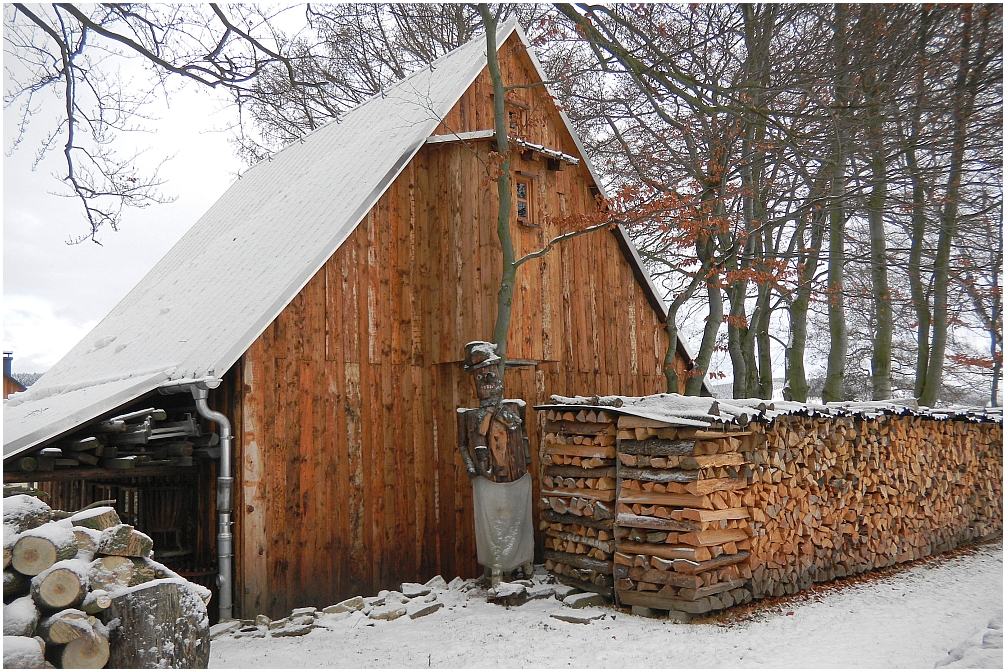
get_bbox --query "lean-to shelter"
[4,21,704,618]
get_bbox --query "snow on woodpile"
[2,494,210,668]
[536,394,1003,619]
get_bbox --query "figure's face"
[473,367,504,402]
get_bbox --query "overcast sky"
[3,76,243,374]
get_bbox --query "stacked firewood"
[3,493,210,668]
[612,416,754,617]
[7,407,216,474]
[742,413,1004,599]
[539,409,617,596]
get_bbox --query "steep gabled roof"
[4,21,679,457]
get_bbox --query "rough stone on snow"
[448,576,471,591]
[550,609,607,624]
[290,607,318,617]
[233,625,266,639]
[209,621,241,639]
[424,575,449,591]
[368,603,407,621]
[487,582,528,606]
[526,584,555,600]
[324,596,364,613]
[271,622,313,638]
[552,584,579,600]
[384,590,409,604]
[563,592,608,609]
[401,582,432,598]
[407,600,443,619]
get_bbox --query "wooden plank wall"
[229,34,689,618]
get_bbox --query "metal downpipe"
[159,378,234,621]
[190,387,235,621]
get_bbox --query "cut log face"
[12,524,78,576]
[31,561,89,610]
[80,590,112,615]
[102,579,209,669]
[68,508,121,532]
[57,631,109,669]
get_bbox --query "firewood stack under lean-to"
[6,407,217,475]
[3,493,210,669]
[539,408,618,597]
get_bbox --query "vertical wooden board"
[239,346,268,618]
[344,360,367,597]
[361,359,382,594]
[392,364,415,585]
[265,354,287,617]
[325,256,343,362]
[296,359,316,608]
[281,357,303,612]
[379,185,395,365]
[324,359,347,602]
[411,153,431,366]
[603,233,622,376]
[342,230,361,365]
[571,233,591,373]
[435,365,458,580]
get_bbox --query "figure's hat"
[463,341,501,371]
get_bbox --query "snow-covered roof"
[4,21,674,459]
[540,394,1004,428]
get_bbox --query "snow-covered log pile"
[539,394,1003,619]
[538,409,617,597]
[3,494,210,668]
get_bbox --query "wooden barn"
[3,22,702,620]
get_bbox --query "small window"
[516,180,530,220]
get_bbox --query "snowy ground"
[211,541,1002,669]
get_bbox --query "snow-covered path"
[210,541,1002,669]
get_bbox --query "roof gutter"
[159,377,234,621]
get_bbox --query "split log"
[30,559,90,610]
[3,596,40,637]
[3,496,52,534]
[4,568,30,601]
[12,523,77,576]
[68,507,122,532]
[3,635,47,668]
[38,609,91,644]
[102,579,209,669]
[88,556,156,591]
[618,439,697,457]
[97,524,153,558]
[72,527,103,563]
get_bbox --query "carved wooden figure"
[457,342,534,587]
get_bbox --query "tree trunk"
[920,6,988,406]
[822,4,852,403]
[784,207,826,402]
[102,580,209,669]
[685,235,722,396]
[865,82,893,400]
[479,5,515,377]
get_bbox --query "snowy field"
[210,541,1002,669]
